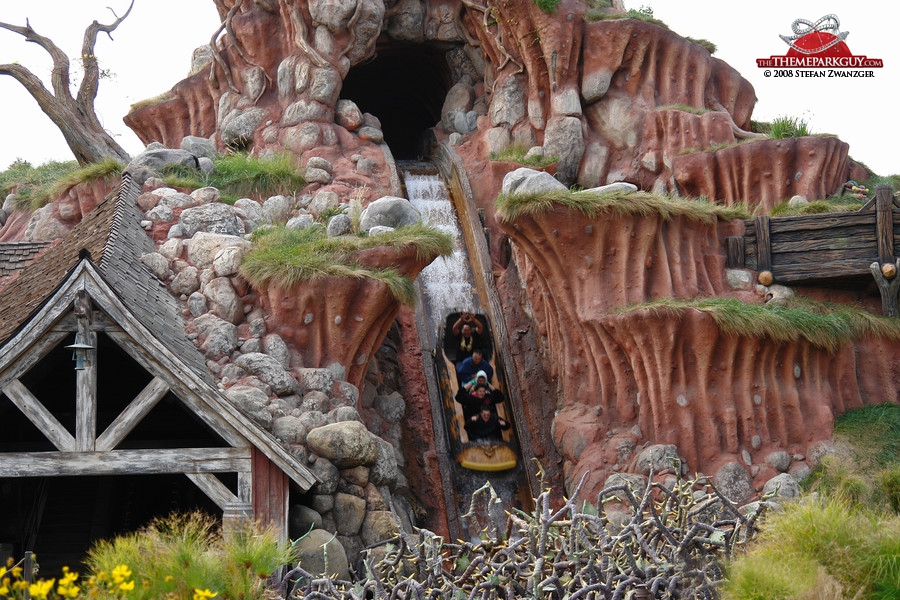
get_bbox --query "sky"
[0,1,897,175]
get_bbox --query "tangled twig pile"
[279,464,773,599]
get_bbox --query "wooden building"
[0,176,316,572]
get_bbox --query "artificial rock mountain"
[10,0,895,518]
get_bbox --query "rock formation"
[3,0,893,540]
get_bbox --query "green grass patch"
[624,296,900,353]
[495,188,750,224]
[686,36,717,54]
[722,497,900,599]
[83,511,294,600]
[239,223,453,305]
[588,5,668,27]
[531,0,560,13]
[770,197,866,217]
[756,115,812,139]
[0,158,81,210]
[160,152,306,204]
[489,143,559,168]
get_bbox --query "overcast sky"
[1,1,897,176]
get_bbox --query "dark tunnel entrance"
[341,45,451,159]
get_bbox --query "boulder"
[179,204,245,237]
[359,196,420,232]
[306,421,378,468]
[501,168,567,196]
[236,352,298,396]
[292,528,350,581]
[194,313,238,358]
[333,492,366,535]
[204,277,243,324]
[714,462,754,506]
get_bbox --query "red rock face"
[499,206,899,499]
[257,245,432,390]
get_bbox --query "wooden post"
[75,327,98,452]
[725,236,745,268]
[876,186,894,265]
[870,260,900,317]
[754,216,772,272]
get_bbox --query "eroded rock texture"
[501,207,899,498]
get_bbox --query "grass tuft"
[625,296,900,353]
[159,152,306,204]
[239,223,452,305]
[0,159,81,210]
[489,143,559,168]
[495,188,750,224]
[770,197,866,217]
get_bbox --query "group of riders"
[451,312,510,441]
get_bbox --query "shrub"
[531,0,560,13]
[768,115,812,139]
[0,159,81,210]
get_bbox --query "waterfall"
[403,170,476,317]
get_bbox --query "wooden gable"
[0,177,316,552]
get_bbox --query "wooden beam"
[876,186,895,265]
[725,237,744,268]
[754,216,772,272]
[0,331,69,395]
[3,379,76,451]
[186,472,241,511]
[96,376,170,451]
[0,447,252,477]
[75,329,98,452]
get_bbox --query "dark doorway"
[340,45,451,159]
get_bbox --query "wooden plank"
[755,216,772,272]
[774,260,870,282]
[771,232,876,254]
[877,187,895,264]
[186,472,241,511]
[0,447,252,477]
[768,211,875,234]
[3,379,76,451]
[725,237,744,268]
[96,376,170,451]
[76,329,98,452]
[51,312,120,332]
[771,247,876,266]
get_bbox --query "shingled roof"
[0,175,212,384]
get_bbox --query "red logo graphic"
[757,15,883,68]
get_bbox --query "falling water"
[403,170,477,317]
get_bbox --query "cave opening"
[341,44,451,159]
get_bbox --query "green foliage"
[770,197,866,217]
[531,0,560,13]
[488,143,558,168]
[586,4,668,27]
[626,297,900,353]
[722,498,900,599]
[0,511,295,600]
[686,36,717,54]
[162,152,306,204]
[239,223,452,306]
[495,187,750,224]
[0,159,80,210]
[583,0,613,21]
[768,115,812,139]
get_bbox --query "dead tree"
[0,1,135,166]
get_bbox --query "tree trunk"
[0,2,134,166]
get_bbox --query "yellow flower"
[28,578,56,600]
[119,579,136,591]
[164,575,175,582]
[193,588,219,600]
[0,580,9,596]
[111,564,132,583]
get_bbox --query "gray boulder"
[194,313,239,358]
[359,196,420,232]
[128,148,199,171]
[292,528,350,580]
[762,473,801,501]
[501,168,567,196]
[714,462,755,506]
[179,204,245,237]
[204,277,243,325]
[236,352,298,396]
[181,135,218,159]
[306,421,378,468]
